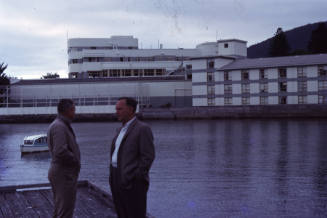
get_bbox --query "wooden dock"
[0,181,117,218]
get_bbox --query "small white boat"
[20,134,49,154]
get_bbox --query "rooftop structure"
[67,36,247,79]
[220,54,327,70]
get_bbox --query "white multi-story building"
[8,36,327,110]
[67,36,247,79]
[191,54,327,106]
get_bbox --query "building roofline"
[12,76,187,86]
[217,39,247,44]
[190,55,237,60]
[218,53,327,71]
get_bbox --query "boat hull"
[20,144,49,154]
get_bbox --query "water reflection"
[1,120,327,218]
[21,152,51,162]
[314,122,327,216]
[275,120,289,214]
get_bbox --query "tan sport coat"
[47,115,81,169]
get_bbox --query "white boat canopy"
[24,134,47,141]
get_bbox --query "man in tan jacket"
[47,99,81,218]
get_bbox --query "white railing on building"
[0,86,148,115]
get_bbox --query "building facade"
[6,36,327,111]
[191,54,327,106]
[10,76,192,108]
[67,36,247,79]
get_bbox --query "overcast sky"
[0,0,326,79]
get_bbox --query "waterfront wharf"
[0,180,153,218]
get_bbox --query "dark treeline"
[248,21,327,58]
[269,22,327,57]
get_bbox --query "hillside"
[247,21,327,58]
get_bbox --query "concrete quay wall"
[140,105,327,119]
[0,105,327,123]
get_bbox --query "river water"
[0,119,327,218]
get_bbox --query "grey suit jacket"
[47,115,81,170]
[110,118,155,188]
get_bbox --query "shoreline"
[1,105,327,123]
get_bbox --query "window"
[224,43,228,48]
[298,81,307,92]
[70,72,78,78]
[103,70,108,77]
[224,71,230,81]
[260,96,268,105]
[260,83,268,93]
[279,96,287,104]
[124,69,131,77]
[297,67,307,77]
[319,95,327,104]
[318,81,327,90]
[133,69,139,76]
[88,57,98,62]
[260,69,267,79]
[186,64,192,70]
[242,97,250,105]
[208,98,215,106]
[224,97,232,105]
[279,82,287,92]
[208,61,215,69]
[144,69,155,76]
[88,71,101,78]
[207,72,214,82]
[318,65,327,76]
[224,84,232,94]
[298,96,307,104]
[242,70,249,80]
[207,86,215,95]
[156,69,164,76]
[279,68,287,78]
[109,69,120,77]
[138,70,144,77]
[242,84,250,93]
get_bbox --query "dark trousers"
[48,164,79,218]
[110,166,149,218]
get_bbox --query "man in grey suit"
[109,97,155,218]
[47,99,81,218]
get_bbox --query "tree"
[0,62,10,107]
[269,27,290,57]
[41,72,60,79]
[0,62,9,85]
[308,22,327,54]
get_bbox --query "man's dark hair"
[57,99,74,114]
[119,97,138,112]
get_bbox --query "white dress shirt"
[111,117,136,167]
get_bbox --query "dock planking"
[0,181,118,218]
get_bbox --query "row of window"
[68,46,137,53]
[89,69,165,78]
[217,95,327,105]
[220,81,325,94]
[221,65,327,81]
[69,55,190,64]
[70,69,166,78]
